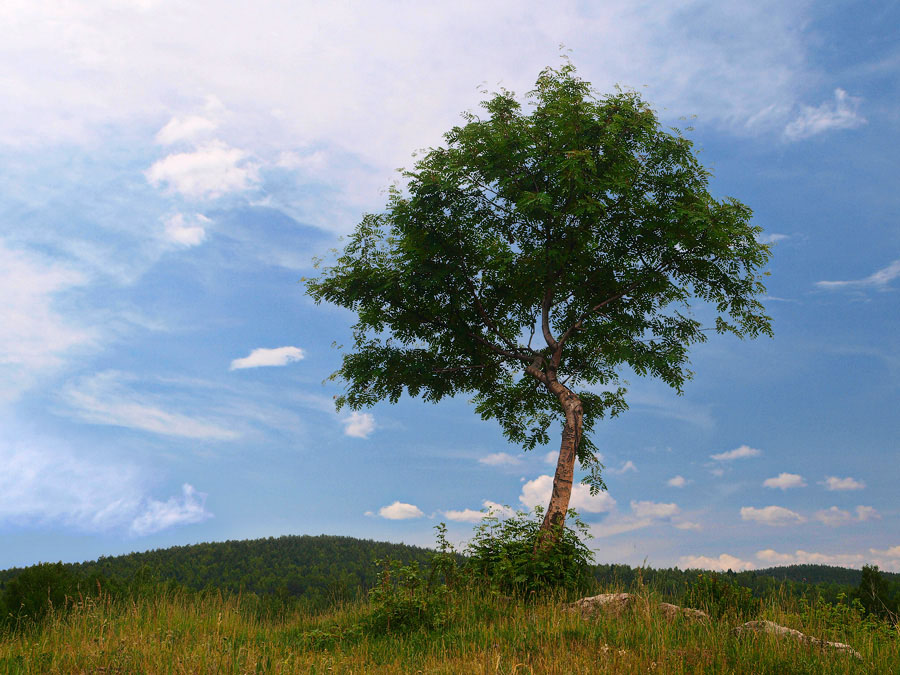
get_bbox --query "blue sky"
[1,1,898,573]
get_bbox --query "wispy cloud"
[443,500,515,523]
[815,505,880,527]
[61,371,239,440]
[0,240,96,402]
[130,484,212,535]
[343,411,375,438]
[667,475,689,488]
[230,346,305,370]
[758,233,789,244]
[162,212,209,247]
[822,476,866,491]
[711,445,761,461]
[784,88,866,140]
[607,460,637,475]
[478,452,522,467]
[763,473,806,490]
[740,505,805,526]
[0,430,210,535]
[816,259,900,291]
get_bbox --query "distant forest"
[2,534,898,612]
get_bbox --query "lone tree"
[307,63,772,538]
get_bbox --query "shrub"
[364,558,451,634]
[0,563,82,628]
[688,572,758,619]
[464,507,595,597]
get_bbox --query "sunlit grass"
[0,584,895,674]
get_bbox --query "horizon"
[1,1,898,574]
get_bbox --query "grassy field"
[1,582,896,674]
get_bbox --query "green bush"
[688,572,759,619]
[364,558,451,634]
[0,563,82,628]
[464,507,595,597]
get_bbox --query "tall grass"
[1,581,895,674]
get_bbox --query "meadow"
[1,571,897,674]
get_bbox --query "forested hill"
[0,535,435,606]
[754,564,900,586]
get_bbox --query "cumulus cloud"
[740,505,805,526]
[674,521,702,531]
[478,452,521,466]
[343,412,375,438]
[0,431,210,535]
[378,501,424,520]
[823,476,866,491]
[130,484,212,535]
[230,346,305,370]
[442,500,515,523]
[763,472,806,490]
[667,475,688,488]
[156,114,218,145]
[815,506,853,527]
[145,141,259,199]
[62,371,238,440]
[757,549,865,567]
[680,553,756,572]
[856,505,880,521]
[631,500,679,519]
[816,260,900,291]
[163,212,209,247]
[710,445,761,461]
[519,475,616,514]
[784,88,866,140]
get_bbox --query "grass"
[1,582,896,674]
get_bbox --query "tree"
[306,63,772,539]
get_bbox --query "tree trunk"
[539,380,583,539]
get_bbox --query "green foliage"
[0,563,86,628]
[364,558,451,635]
[306,61,772,498]
[464,508,595,596]
[853,565,898,622]
[688,572,759,620]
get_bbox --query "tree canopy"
[307,62,772,533]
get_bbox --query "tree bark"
[539,379,583,538]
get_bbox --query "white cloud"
[0,240,95,401]
[156,114,218,145]
[756,549,865,567]
[544,451,558,465]
[519,475,616,514]
[870,545,900,558]
[343,411,375,438]
[758,233,789,244]
[442,501,514,523]
[230,346,305,370]
[816,260,900,291]
[667,475,688,488]
[163,212,209,247]
[631,500,679,519]
[129,484,212,535]
[478,452,521,466]
[784,88,866,140]
[145,141,259,199]
[856,505,880,521]
[679,553,756,572]
[608,460,637,475]
[763,472,806,490]
[823,476,866,491]
[62,371,239,440]
[711,445,761,461]
[815,506,853,527]
[740,505,805,526]
[674,521,702,531]
[0,430,210,535]
[378,501,424,520]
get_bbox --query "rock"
[733,620,862,660]
[567,593,635,617]
[567,594,708,622]
[658,602,709,623]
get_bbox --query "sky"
[1,0,898,573]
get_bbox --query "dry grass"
[1,585,895,674]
